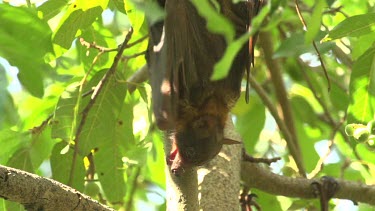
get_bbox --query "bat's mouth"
[167,148,178,165]
[167,149,187,176]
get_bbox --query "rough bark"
[0,165,113,211]
[199,116,242,210]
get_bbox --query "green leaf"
[359,203,375,211]
[288,199,319,210]
[295,123,321,172]
[190,0,235,43]
[1,129,54,172]
[17,70,45,99]
[95,143,126,202]
[124,0,145,33]
[356,143,375,163]
[291,96,319,127]
[274,33,334,58]
[53,6,104,49]
[4,201,24,211]
[119,98,136,150]
[210,2,269,80]
[0,64,8,89]
[7,147,34,173]
[347,46,375,123]
[321,163,342,178]
[252,190,282,211]
[29,127,56,169]
[37,0,69,20]
[50,141,85,192]
[112,0,126,14]
[0,130,27,165]
[233,93,265,154]
[75,70,128,202]
[127,0,164,28]
[211,32,250,80]
[77,70,127,154]
[51,69,132,202]
[146,131,166,188]
[352,33,375,60]
[0,66,19,128]
[77,24,115,71]
[329,82,350,112]
[51,81,84,140]
[305,0,326,44]
[343,163,366,182]
[0,4,54,97]
[323,13,375,42]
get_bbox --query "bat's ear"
[222,138,241,145]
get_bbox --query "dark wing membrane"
[248,0,263,66]
[147,20,177,130]
[246,0,263,103]
[164,0,226,104]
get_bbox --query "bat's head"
[168,115,239,175]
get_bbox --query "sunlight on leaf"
[191,0,235,43]
[347,46,375,123]
[323,13,375,42]
[305,0,326,44]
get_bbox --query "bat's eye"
[192,115,218,129]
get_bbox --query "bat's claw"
[311,176,339,211]
[239,188,261,211]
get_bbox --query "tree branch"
[258,31,306,176]
[248,75,296,162]
[199,115,242,210]
[241,162,375,205]
[0,165,114,211]
[165,135,199,211]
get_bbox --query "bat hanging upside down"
[146,0,260,175]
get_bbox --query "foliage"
[0,0,374,210]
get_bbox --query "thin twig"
[68,51,104,186]
[125,166,141,211]
[258,32,306,176]
[79,38,118,53]
[29,114,53,135]
[121,50,147,61]
[125,34,148,48]
[289,2,344,16]
[242,148,281,165]
[248,75,303,175]
[298,60,336,126]
[243,154,281,166]
[296,59,367,168]
[308,121,342,179]
[294,0,331,91]
[86,152,96,180]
